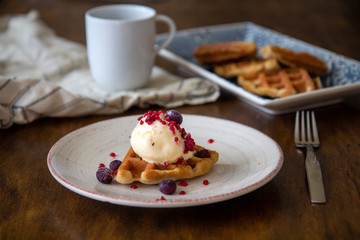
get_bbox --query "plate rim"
[47,114,284,208]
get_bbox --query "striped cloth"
[0,11,219,129]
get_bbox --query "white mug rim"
[85,4,156,23]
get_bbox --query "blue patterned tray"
[156,22,360,114]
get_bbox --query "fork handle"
[305,145,326,203]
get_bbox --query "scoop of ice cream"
[130,110,195,165]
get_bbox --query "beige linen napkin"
[0,11,219,129]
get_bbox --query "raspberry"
[180,128,187,138]
[139,110,168,125]
[168,121,176,135]
[177,157,184,164]
[145,115,156,124]
[184,133,195,153]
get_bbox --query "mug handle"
[154,14,176,53]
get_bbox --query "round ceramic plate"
[47,114,283,208]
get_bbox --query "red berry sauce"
[178,180,188,187]
[184,133,195,153]
[203,180,209,185]
[177,157,184,164]
[98,163,105,169]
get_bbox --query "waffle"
[193,41,257,64]
[260,45,329,75]
[115,145,219,184]
[237,68,319,98]
[214,58,281,78]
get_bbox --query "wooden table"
[1,0,360,239]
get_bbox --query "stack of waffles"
[193,42,328,98]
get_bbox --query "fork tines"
[295,111,320,147]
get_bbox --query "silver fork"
[294,111,326,203]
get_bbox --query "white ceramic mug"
[85,4,176,91]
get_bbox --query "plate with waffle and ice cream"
[47,110,283,208]
[156,22,360,114]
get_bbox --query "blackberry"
[109,160,122,172]
[96,167,113,184]
[165,110,183,125]
[196,149,210,158]
[159,180,177,195]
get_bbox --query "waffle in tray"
[115,145,219,185]
[237,68,321,98]
[260,45,329,75]
[193,41,257,64]
[193,41,328,98]
[214,58,281,78]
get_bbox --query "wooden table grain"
[1,0,360,239]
